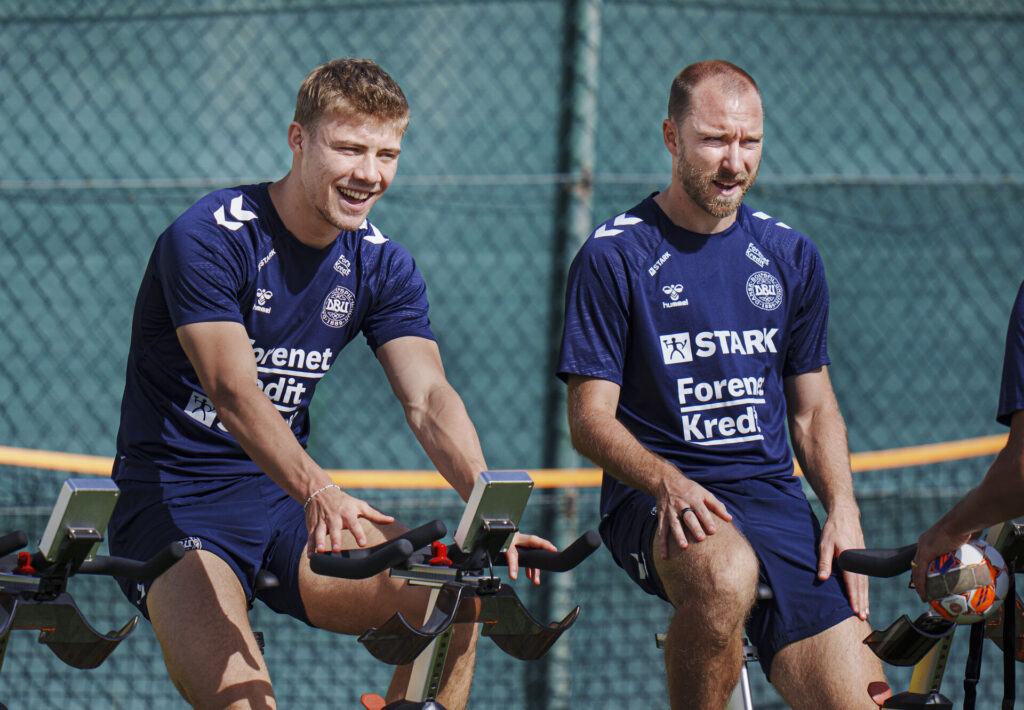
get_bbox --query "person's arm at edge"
[375,336,556,583]
[784,365,870,619]
[177,320,394,555]
[911,410,1024,598]
[566,374,732,560]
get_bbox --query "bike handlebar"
[78,542,187,581]
[0,530,28,558]
[310,519,447,580]
[311,538,415,579]
[309,520,601,579]
[504,529,602,572]
[836,543,917,578]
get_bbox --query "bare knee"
[658,534,759,639]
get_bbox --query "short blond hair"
[294,58,410,132]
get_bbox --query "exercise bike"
[305,470,601,710]
[0,478,184,705]
[838,520,1024,709]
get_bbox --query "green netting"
[2,0,1023,707]
[0,461,1013,708]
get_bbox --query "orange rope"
[0,433,1007,489]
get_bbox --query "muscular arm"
[376,336,554,580]
[375,336,486,502]
[567,375,732,558]
[783,365,869,618]
[912,411,1024,597]
[177,321,392,554]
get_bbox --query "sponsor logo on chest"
[659,328,778,365]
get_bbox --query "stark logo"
[321,286,355,328]
[659,332,693,364]
[184,391,217,427]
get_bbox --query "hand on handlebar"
[505,532,557,585]
[303,484,395,557]
[654,475,732,559]
[911,524,976,602]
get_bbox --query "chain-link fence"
[0,461,1010,709]
[2,0,1023,707]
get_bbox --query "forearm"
[404,383,486,501]
[932,446,1024,538]
[209,381,330,501]
[789,396,858,516]
[569,395,679,496]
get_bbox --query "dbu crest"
[321,286,355,328]
[745,271,783,311]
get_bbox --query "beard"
[678,155,758,219]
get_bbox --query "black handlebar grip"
[310,538,415,579]
[0,530,28,557]
[398,519,447,552]
[512,529,601,572]
[836,543,917,578]
[80,541,187,581]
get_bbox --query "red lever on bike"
[14,551,34,575]
[429,541,452,566]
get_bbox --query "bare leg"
[653,521,760,710]
[300,521,477,710]
[770,615,887,710]
[147,550,275,709]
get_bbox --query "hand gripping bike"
[838,521,1024,709]
[306,470,601,710]
[0,478,184,688]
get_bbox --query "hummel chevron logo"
[595,212,643,238]
[362,222,388,244]
[213,195,257,231]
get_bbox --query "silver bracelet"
[303,483,340,510]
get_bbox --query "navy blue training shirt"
[997,279,1024,426]
[558,196,830,516]
[115,183,433,480]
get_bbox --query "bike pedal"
[361,693,386,710]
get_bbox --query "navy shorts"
[107,471,312,625]
[599,475,853,676]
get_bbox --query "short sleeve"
[156,219,250,328]
[361,244,434,351]
[783,240,830,377]
[557,242,632,384]
[997,280,1024,426]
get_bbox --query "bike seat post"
[250,569,280,655]
[655,581,771,710]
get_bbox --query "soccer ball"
[925,539,1009,624]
